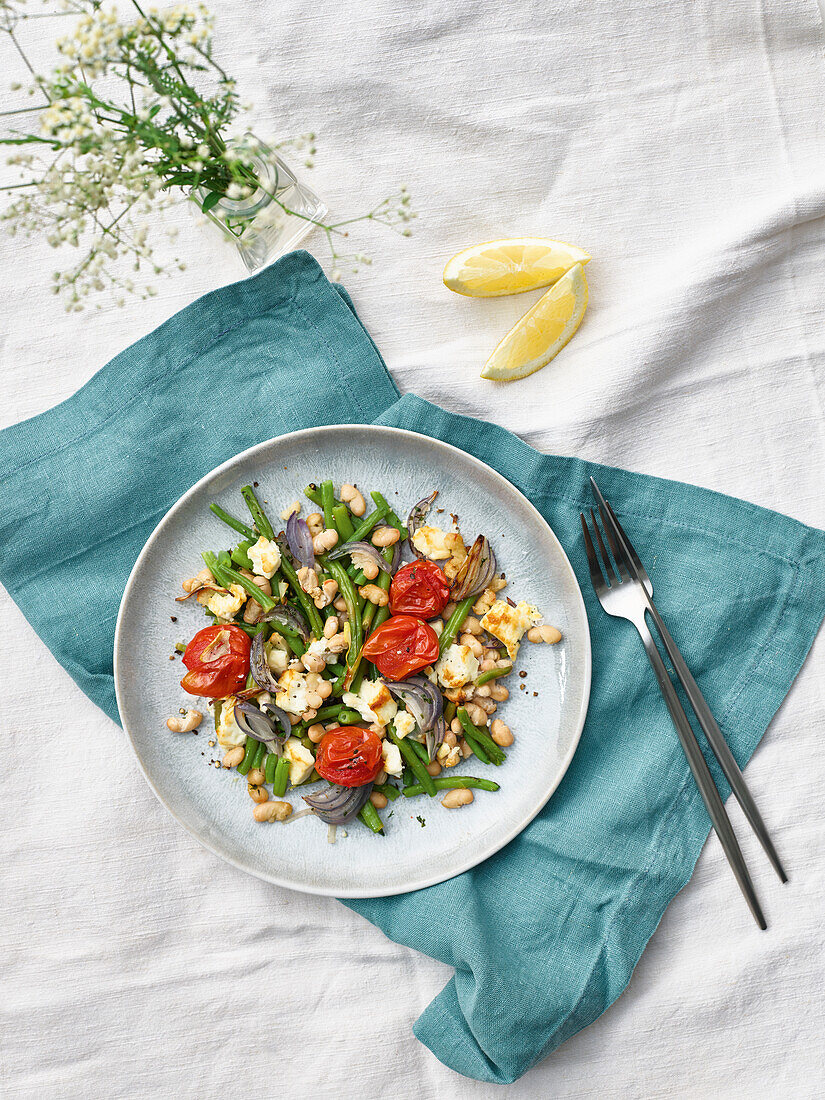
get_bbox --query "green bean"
[443,699,456,725]
[407,737,429,764]
[314,703,343,722]
[222,566,276,611]
[476,666,512,686]
[403,776,500,796]
[349,502,389,543]
[240,485,274,539]
[347,545,393,682]
[230,540,255,570]
[439,596,475,655]
[202,550,227,584]
[372,782,401,801]
[304,483,341,509]
[264,753,277,784]
[371,605,390,633]
[232,622,267,637]
[237,737,257,777]
[369,491,408,536]
[250,739,266,772]
[277,553,324,638]
[314,704,343,721]
[457,707,505,765]
[359,600,377,636]
[358,802,384,834]
[389,728,437,796]
[338,707,365,725]
[300,733,314,752]
[245,669,255,691]
[460,731,490,765]
[325,560,361,666]
[267,620,305,656]
[320,480,336,530]
[347,662,367,695]
[272,755,291,797]
[332,504,355,542]
[209,503,257,541]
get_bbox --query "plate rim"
[114,424,592,897]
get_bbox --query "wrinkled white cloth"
[1,0,824,1096]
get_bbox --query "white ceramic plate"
[114,426,591,897]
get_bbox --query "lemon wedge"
[443,237,590,298]
[480,262,588,381]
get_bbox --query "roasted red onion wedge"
[386,676,444,761]
[261,604,310,643]
[234,698,290,755]
[426,715,446,763]
[249,631,281,693]
[303,782,374,825]
[451,535,496,601]
[286,512,315,569]
[327,540,392,575]
[406,491,438,558]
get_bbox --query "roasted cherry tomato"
[389,559,451,619]
[361,614,440,680]
[315,726,384,787]
[180,624,251,698]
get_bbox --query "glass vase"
[201,137,326,272]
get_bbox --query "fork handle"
[635,618,767,930]
[645,598,788,883]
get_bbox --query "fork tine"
[590,508,618,585]
[596,502,631,581]
[580,512,606,592]
[606,502,650,589]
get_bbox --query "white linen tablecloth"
[1,0,824,1095]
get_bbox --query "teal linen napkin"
[1,251,823,1083]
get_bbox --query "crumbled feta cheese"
[275,669,311,715]
[266,639,290,675]
[205,583,246,620]
[411,526,466,578]
[342,679,398,729]
[411,525,451,560]
[360,680,397,727]
[216,697,245,749]
[381,739,403,777]
[248,536,281,579]
[393,710,417,740]
[306,637,335,665]
[341,692,372,723]
[480,600,542,660]
[283,736,315,785]
[435,643,479,690]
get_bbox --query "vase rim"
[212,151,277,217]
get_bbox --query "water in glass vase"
[202,137,326,272]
